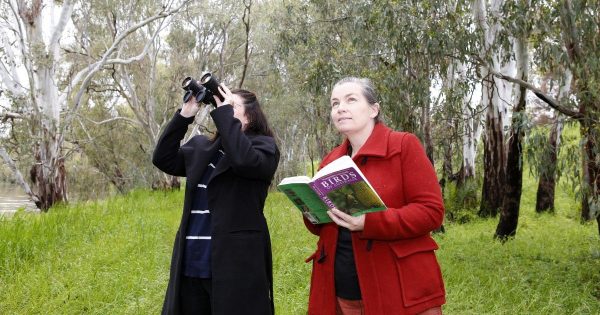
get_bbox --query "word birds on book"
[277,155,386,224]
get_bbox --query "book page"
[313,155,355,180]
[278,175,311,186]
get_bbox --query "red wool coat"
[305,123,446,315]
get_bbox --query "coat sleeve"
[360,133,444,240]
[152,110,195,177]
[211,105,279,181]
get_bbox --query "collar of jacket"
[324,123,392,165]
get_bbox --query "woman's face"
[330,82,379,136]
[231,94,248,129]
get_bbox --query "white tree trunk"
[473,0,511,217]
[0,0,190,210]
[552,68,572,148]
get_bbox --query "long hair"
[232,89,274,137]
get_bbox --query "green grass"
[1,176,599,314]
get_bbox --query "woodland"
[0,0,599,239]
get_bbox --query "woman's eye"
[331,102,339,107]
[348,98,356,103]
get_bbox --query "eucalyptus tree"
[273,0,356,162]
[495,0,532,240]
[472,0,519,218]
[98,0,264,190]
[274,1,473,166]
[554,0,599,226]
[432,0,481,195]
[489,0,599,233]
[535,89,570,212]
[63,0,179,193]
[0,0,190,210]
[518,1,574,215]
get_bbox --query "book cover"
[278,156,386,224]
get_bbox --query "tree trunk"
[495,114,523,238]
[473,0,507,218]
[421,101,434,165]
[536,69,571,213]
[479,99,506,218]
[461,117,477,184]
[496,33,529,239]
[152,174,181,191]
[495,120,522,239]
[535,117,563,212]
[30,133,68,211]
[441,142,453,191]
[580,117,599,223]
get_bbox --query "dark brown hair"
[232,89,274,137]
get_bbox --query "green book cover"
[278,156,386,224]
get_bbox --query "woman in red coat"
[304,77,445,315]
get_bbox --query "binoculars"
[182,72,224,107]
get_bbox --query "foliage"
[444,179,480,224]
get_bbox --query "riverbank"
[0,182,38,216]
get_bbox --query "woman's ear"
[370,103,380,119]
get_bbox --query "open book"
[277,155,386,224]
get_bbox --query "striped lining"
[185,236,211,240]
[191,210,210,214]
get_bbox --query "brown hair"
[232,89,274,137]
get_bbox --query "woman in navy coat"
[153,83,280,315]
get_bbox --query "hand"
[180,82,201,118]
[327,208,365,231]
[214,83,234,107]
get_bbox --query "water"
[0,182,38,215]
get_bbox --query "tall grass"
[1,174,599,314]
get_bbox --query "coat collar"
[325,123,391,163]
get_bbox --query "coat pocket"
[390,239,445,307]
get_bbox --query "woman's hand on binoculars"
[215,83,234,107]
[180,90,200,118]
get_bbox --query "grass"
[1,173,599,314]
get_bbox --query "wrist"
[179,107,196,118]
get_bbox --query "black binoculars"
[182,72,224,107]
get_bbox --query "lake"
[0,182,38,215]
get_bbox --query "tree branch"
[48,0,74,58]
[105,17,166,65]
[0,34,25,97]
[0,146,39,206]
[1,112,24,120]
[239,0,252,88]
[77,114,140,126]
[471,55,583,119]
[61,0,192,137]
[490,69,581,119]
